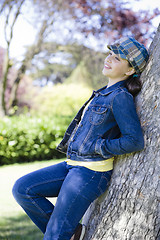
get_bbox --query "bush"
[31,83,92,117]
[0,115,70,165]
[0,83,92,165]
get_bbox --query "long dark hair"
[125,74,142,97]
[125,62,142,97]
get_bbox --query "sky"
[0,1,36,60]
[0,0,160,59]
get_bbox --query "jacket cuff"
[95,137,105,155]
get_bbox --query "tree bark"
[82,24,160,240]
[0,0,25,115]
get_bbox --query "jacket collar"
[95,80,126,96]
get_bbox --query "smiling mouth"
[104,64,111,69]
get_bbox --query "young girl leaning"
[12,37,149,240]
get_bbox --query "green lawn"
[0,159,64,240]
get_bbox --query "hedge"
[0,83,92,165]
[0,115,71,165]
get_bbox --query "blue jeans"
[12,161,112,240]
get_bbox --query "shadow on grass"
[0,214,43,240]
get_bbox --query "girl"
[12,37,149,240]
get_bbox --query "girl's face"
[102,51,135,81]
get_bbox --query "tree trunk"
[0,0,25,116]
[2,49,10,115]
[82,25,160,240]
[9,19,48,112]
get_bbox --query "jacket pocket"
[89,105,108,125]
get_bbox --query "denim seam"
[56,171,98,240]
[78,124,94,154]
[89,108,106,126]
[25,177,65,219]
[99,139,106,157]
[98,174,110,195]
[111,89,133,113]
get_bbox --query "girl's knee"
[12,175,28,201]
[12,178,21,199]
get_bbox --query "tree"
[53,0,160,45]
[9,18,54,111]
[0,0,159,115]
[82,24,160,240]
[29,42,106,89]
[0,0,58,114]
[0,47,6,113]
[0,0,57,114]
[0,0,25,115]
[36,0,160,45]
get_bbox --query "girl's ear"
[126,67,136,76]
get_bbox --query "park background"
[0,0,160,239]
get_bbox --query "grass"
[0,159,64,240]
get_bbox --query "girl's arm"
[95,91,144,157]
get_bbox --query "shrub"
[0,83,92,165]
[31,83,92,117]
[0,115,70,165]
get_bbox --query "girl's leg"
[12,161,69,233]
[44,165,112,240]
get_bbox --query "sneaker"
[71,223,86,240]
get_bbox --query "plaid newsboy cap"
[107,37,149,75]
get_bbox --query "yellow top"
[66,158,114,172]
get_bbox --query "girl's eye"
[108,52,120,61]
[115,56,120,61]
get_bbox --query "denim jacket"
[57,80,144,162]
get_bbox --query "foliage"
[35,0,160,45]
[30,43,107,89]
[0,83,92,165]
[0,115,67,165]
[29,42,76,85]
[0,0,159,117]
[66,60,107,89]
[2,66,39,115]
[31,83,92,117]
[82,50,107,89]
